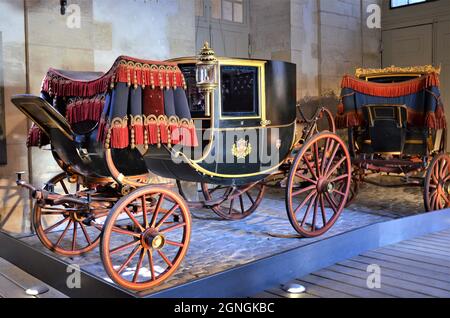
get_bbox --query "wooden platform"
[256,229,450,298]
[0,257,66,298]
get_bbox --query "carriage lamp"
[196,42,219,117]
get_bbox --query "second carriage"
[13,44,351,291]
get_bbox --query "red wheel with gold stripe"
[286,132,351,237]
[100,186,191,291]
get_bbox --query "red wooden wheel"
[100,186,191,291]
[33,173,103,256]
[424,153,450,212]
[201,183,266,220]
[286,132,351,237]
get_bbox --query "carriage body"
[336,65,448,210]
[11,50,352,292]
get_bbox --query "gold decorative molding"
[232,139,252,159]
[355,65,441,78]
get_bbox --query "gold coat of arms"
[232,138,252,159]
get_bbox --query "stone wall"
[0,0,30,233]
[0,0,195,234]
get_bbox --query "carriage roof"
[355,65,441,81]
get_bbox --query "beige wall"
[0,0,195,235]
[250,0,381,111]
[0,0,29,233]
[381,0,450,141]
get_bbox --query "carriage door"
[195,0,250,58]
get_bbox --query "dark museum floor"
[16,175,427,295]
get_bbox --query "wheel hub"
[317,178,334,194]
[141,229,166,250]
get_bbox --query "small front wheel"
[101,186,191,291]
[286,132,351,237]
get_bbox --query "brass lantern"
[196,42,219,117]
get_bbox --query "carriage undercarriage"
[15,104,351,291]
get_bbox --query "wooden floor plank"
[0,274,34,298]
[253,291,283,298]
[314,269,431,298]
[328,264,449,298]
[265,287,319,298]
[290,280,355,298]
[400,240,450,253]
[415,236,450,246]
[0,258,66,298]
[363,251,450,275]
[369,248,450,268]
[299,274,393,298]
[350,255,450,283]
[425,233,450,242]
[386,244,450,259]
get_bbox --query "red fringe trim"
[336,107,447,130]
[159,122,168,144]
[132,124,145,145]
[41,56,186,98]
[97,119,108,142]
[178,124,199,147]
[146,122,158,145]
[169,123,180,145]
[110,126,129,149]
[26,125,50,148]
[341,73,441,97]
[66,97,104,124]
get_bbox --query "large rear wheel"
[424,153,450,212]
[286,132,351,237]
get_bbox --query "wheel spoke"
[80,223,92,245]
[239,195,245,214]
[157,250,173,268]
[111,226,141,238]
[324,193,339,214]
[329,174,349,184]
[148,250,156,281]
[295,172,317,185]
[303,156,318,180]
[313,142,321,177]
[292,184,316,197]
[228,199,235,215]
[55,220,73,247]
[59,180,69,195]
[166,240,184,248]
[246,192,255,205]
[294,190,316,215]
[325,157,347,179]
[72,222,78,251]
[332,189,346,197]
[324,143,340,177]
[132,249,146,283]
[301,194,317,227]
[110,240,140,255]
[123,207,145,232]
[156,204,179,229]
[142,195,148,228]
[150,194,165,228]
[117,245,141,275]
[44,217,70,234]
[160,222,186,234]
[311,196,318,231]
[319,194,327,226]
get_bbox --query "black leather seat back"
[362,104,408,154]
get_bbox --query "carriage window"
[221,65,259,117]
[179,64,206,117]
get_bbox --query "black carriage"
[12,43,351,291]
[336,65,448,211]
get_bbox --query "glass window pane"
[223,1,233,22]
[211,0,221,19]
[221,66,259,117]
[195,0,204,17]
[233,3,243,23]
